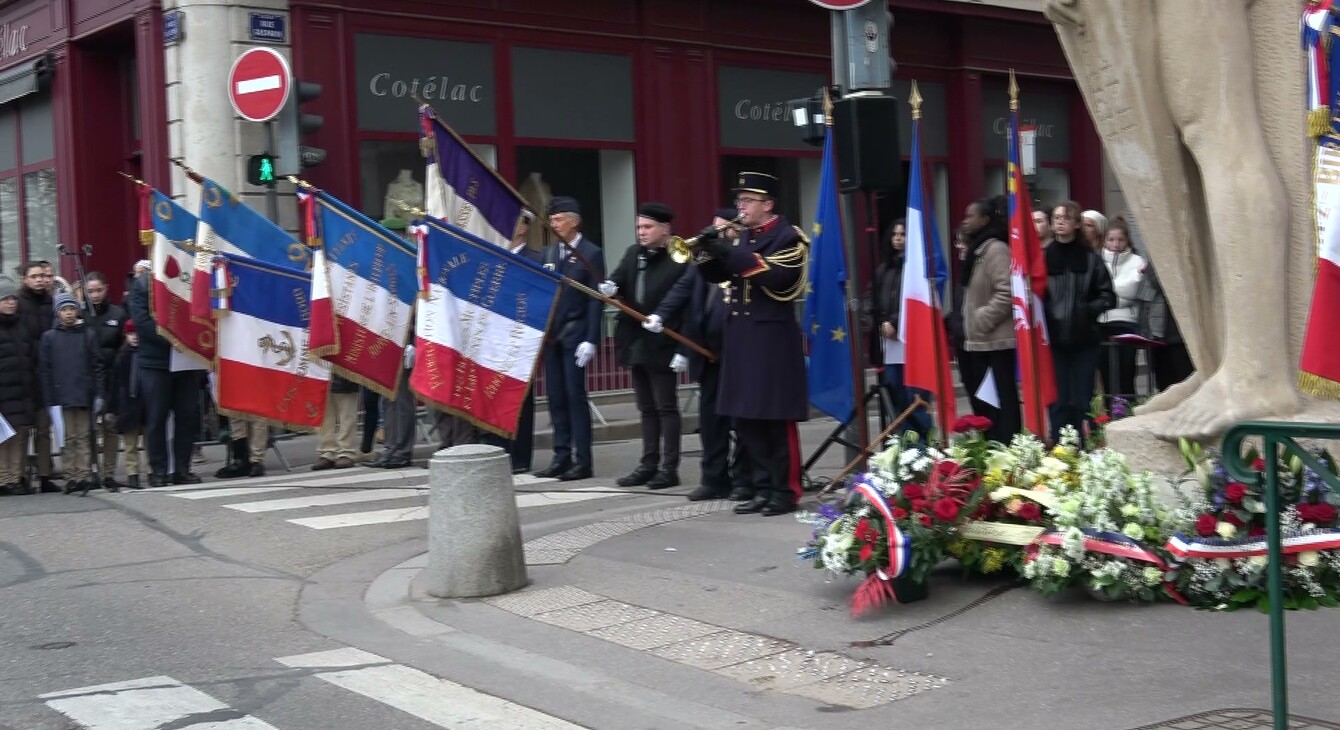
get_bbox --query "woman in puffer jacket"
[1096,215,1146,402]
[1044,200,1115,443]
[0,278,35,495]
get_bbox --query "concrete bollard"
[422,444,529,598]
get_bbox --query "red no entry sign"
[808,0,873,8]
[228,47,291,123]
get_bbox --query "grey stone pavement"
[3,392,1338,729]
[303,397,1340,730]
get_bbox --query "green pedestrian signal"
[247,154,278,186]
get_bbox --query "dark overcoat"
[0,313,35,428]
[607,244,685,369]
[698,216,809,421]
[542,235,605,348]
[655,266,726,382]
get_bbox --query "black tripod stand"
[801,381,896,492]
[57,243,101,497]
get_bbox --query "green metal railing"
[1220,421,1340,730]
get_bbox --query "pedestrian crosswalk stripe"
[285,487,625,530]
[40,675,279,729]
[169,486,300,500]
[275,647,582,729]
[224,487,428,513]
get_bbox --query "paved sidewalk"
[291,445,1340,730]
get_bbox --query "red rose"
[859,543,874,562]
[1300,503,1338,524]
[1017,502,1043,522]
[1224,483,1248,504]
[1252,458,1266,472]
[854,518,876,542]
[1195,514,1218,537]
[1223,512,1244,528]
[891,507,908,520]
[950,415,992,434]
[912,499,930,513]
[916,513,932,527]
[1095,414,1112,425]
[935,461,959,477]
[933,498,960,522]
[901,484,924,501]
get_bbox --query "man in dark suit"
[599,202,687,489]
[692,173,810,516]
[534,196,605,482]
[649,208,758,502]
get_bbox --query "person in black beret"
[647,172,810,516]
[597,202,687,489]
[533,196,606,481]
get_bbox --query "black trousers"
[141,368,203,477]
[541,339,592,469]
[734,417,802,506]
[958,348,1022,444]
[478,389,535,471]
[1049,344,1101,443]
[631,364,680,471]
[360,387,380,454]
[1098,322,1139,401]
[699,363,759,490]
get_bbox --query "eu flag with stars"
[802,130,855,421]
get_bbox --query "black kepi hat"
[637,201,674,224]
[732,171,779,199]
[548,196,581,216]
[713,207,738,221]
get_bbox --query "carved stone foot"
[1151,369,1299,442]
[1134,371,1205,415]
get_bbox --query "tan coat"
[963,238,1016,352]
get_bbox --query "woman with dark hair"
[958,196,1021,443]
[866,218,931,439]
[1045,200,1116,442]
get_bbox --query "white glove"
[403,344,416,369]
[642,314,664,334]
[598,280,618,297]
[669,354,688,373]
[575,341,596,368]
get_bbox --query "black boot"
[646,470,680,490]
[104,477,124,493]
[615,465,657,487]
[686,484,730,501]
[125,475,142,490]
[733,495,769,514]
[215,440,250,479]
[39,477,60,493]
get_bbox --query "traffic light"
[246,153,277,186]
[277,79,325,175]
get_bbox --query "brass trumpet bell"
[668,216,743,265]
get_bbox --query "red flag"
[1008,107,1057,436]
[1300,198,1340,398]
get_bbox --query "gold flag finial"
[392,198,426,218]
[909,80,923,122]
[1008,68,1019,112]
[821,86,834,128]
[286,175,314,189]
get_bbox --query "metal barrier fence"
[1220,421,1340,730]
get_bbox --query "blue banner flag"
[802,131,855,421]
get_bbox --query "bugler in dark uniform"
[534,196,605,482]
[693,172,809,516]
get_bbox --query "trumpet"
[668,216,743,264]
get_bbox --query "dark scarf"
[1045,235,1090,274]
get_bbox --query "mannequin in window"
[383,170,424,223]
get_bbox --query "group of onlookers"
[876,198,1194,446]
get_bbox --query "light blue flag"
[802,130,855,421]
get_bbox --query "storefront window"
[358,139,496,221]
[0,93,56,275]
[0,177,16,275]
[23,168,57,264]
[516,146,635,258]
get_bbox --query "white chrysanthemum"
[1142,567,1163,585]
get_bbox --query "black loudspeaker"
[831,95,901,193]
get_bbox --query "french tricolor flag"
[299,188,415,395]
[899,109,957,433]
[215,254,330,431]
[1300,184,1340,398]
[192,178,305,321]
[421,107,526,248]
[411,218,561,437]
[147,190,215,366]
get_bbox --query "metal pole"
[1263,436,1287,730]
[831,9,865,463]
[265,120,279,223]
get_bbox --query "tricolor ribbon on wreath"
[1031,528,1188,605]
[849,479,912,579]
[1166,528,1340,560]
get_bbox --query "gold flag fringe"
[1309,108,1332,138]
[1299,370,1340,401]
[140,230,154,247]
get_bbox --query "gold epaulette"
[761,242,810,302]
[791,224,811,246]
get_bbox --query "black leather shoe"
[104,478,123,493]
[362,456,389,468]
[733,495,769,514]
[39,477,60,493]
[558,465,593,481]
[379,457,411,469]
[646,470,680,490]
[249,463,266,477]
[125,475,143,490]
[686,484,730,501]
[172,472,202,485]
[511,465,530,475]
[728,487,755,502]
[762,500,797,517]
[533,461,573,479]
[148,474,168,488]
[214,463,249,479]
[61,479,77,495]
[616,465,657,487]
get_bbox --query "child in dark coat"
[107,319,145,489]
[39,293,104,494]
